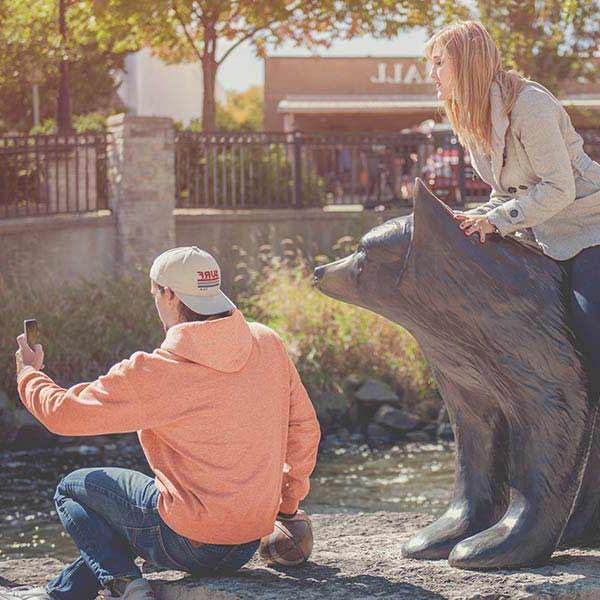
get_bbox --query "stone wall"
[0,211,117,285]
[176,206,411,295]
[0,114,411,294]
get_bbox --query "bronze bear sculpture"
[314,179,599,570]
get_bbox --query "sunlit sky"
[217,29,429,92]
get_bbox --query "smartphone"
[24,319,39,348]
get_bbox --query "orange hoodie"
[17,310,320,544]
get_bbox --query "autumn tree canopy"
[475,0,599,93]
[92,0,457,131]
[1,0,598,132]
[0,0,137,132]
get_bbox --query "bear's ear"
[407,178,512,286]
[407,178,557,298]
[411,178,506,273]
[411,178,462,250]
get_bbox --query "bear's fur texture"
[314,180,599,570]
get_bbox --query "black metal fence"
[175,130,494,210]
[175,131,305,209]
[175,127,600,210]
[3,127,599,218]
[580,129,600,163]
[0,133,109,219]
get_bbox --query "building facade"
[265,55,600,133]
[116,48,225,125]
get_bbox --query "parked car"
[423,146,490,205]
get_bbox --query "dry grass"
[237,241,435,407]
[0,272,163,403]
[1,239,435,411]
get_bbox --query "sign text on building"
[369,62,432,85]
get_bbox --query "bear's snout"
[313,254,360,304]
[313,265,326,286]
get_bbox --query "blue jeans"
[46,468,259,600]
[571,245,600,398]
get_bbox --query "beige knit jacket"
[464,80,600,260]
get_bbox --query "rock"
[314,392,350,433]
[373,404,421,432]
[437,422,455,441]
[0,389,17,447]
[3,512,600,599]
[367,422,398,446]
[348,432,367,445]
[423,424,438,438]
[437,406,450,424]
[321,427,365,448]
[342,373,364,398]
[319,434,346,451]
[334,427,351,442]
[10,410,57,449]
[415,395,443,421]
[354,378,400,406]
[347,401,374,433]
[405,431,431,444]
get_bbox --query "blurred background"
[0,0,599,564]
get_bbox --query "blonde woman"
[404,20,600,565]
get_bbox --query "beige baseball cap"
[150,247,236,316]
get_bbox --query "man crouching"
[9,247,320,600]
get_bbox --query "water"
[0,439,455,562]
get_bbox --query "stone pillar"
[107,114,176,272]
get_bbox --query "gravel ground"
[2,512,600,599]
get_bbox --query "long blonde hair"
[425,21,525,153]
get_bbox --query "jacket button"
[510,209,519,218]
[508,186,517,193]
[519,185,528,190]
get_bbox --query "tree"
[57,0,74,133]
[94,0,456,132]
[216,86,264,131]
[0,0,135,133]
[473,0,599,94]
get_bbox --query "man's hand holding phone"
[16,319,45,376]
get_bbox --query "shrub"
[1,241,435,413]
[237,245,435,409]
[0,272,162,404]
[29,113,108,135]
[175,139,326,208]
[216,86,264,132]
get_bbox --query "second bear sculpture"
[314,180,598,569]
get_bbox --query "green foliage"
[237,244,435,405]
[29,113,107,135]
[473,1,599,93]
[176,140,326,207]
[216,87,264,131]
[3,0,597,133]
[0,241,434,410]
[73,112,108,133]
[94,0,441,131]
[29,119,57,136]
[0,273,163,403]
[0,0,133,133]
[179,87,264,132]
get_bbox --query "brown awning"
[277,95,442,114]
[277,94,600,114]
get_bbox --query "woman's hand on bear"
[455,214,497,243]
